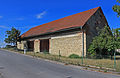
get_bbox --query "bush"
[5,45,15,48]
[43,50,49,54]
[69,54,80,59]
[87,26,117,59]
[44,52,49,54]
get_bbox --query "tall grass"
[1,48,120,72]
[26,52,120,72]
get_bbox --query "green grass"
[26,52,120,72]
[1,48,120,72]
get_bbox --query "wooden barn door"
[27,41,34,51]
[40,39,49,52]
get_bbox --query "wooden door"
[27,41,34,51]
[40,39,49,52]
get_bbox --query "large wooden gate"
[27,41,34,51]
[40,39,49,52]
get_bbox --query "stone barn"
[17,7,108,57]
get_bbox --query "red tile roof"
[21,7,100,38]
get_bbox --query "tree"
[88,26,116,59]
[113,0,120,17]
[112,0,120,49]
[112,28,120,37]
[4,27,21,47]
[112,28,120,49]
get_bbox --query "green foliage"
[5,45,15,48]
[113,0,120,17]
[88,26,116,58]
[69,54,80,59]
[112,28,120,49]
[88,25,120,59]
[4,27,21,46]
[43,50,49,54]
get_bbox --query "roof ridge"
[21,7,101,38]
[33,7,100,29]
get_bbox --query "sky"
[0,0,120,47]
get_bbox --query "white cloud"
[0,16,3,19]
[36,11,46,19]
[0,25,9,29]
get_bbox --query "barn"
[17,7,108,57]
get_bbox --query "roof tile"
[21,7,100,38]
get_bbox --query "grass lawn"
[1,48,120,72]
[24,51,120,72]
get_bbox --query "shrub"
[87,26,116,59]
[44,52,49,54]
[36,52,39,53]
[5,45,15,48]
[43,50,49,54]
[69,54,80,59]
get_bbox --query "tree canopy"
[112,28,120,48]
[87,0,120,59]
[113,0,120,17]
[4,27,21,47]
[88,26,119,59]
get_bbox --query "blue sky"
[0,0,120,47]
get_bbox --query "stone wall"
[34,39,40,52]
[17,42,21,49]
[85,8,108,52]
[17,8,108,57]
[49,32,86,57]
[18,31,86,57]
[17,41,26,50]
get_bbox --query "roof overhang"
[21,26,83,40]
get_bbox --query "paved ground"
[0,49,120,78]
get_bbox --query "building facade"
[17,7,108,57]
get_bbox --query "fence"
[24,51,120,72]
[2,48,120,72]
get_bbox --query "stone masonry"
[34,39,40,52]
[49,32,86,57]
[17,7,108,57]
[17,41,27,50]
